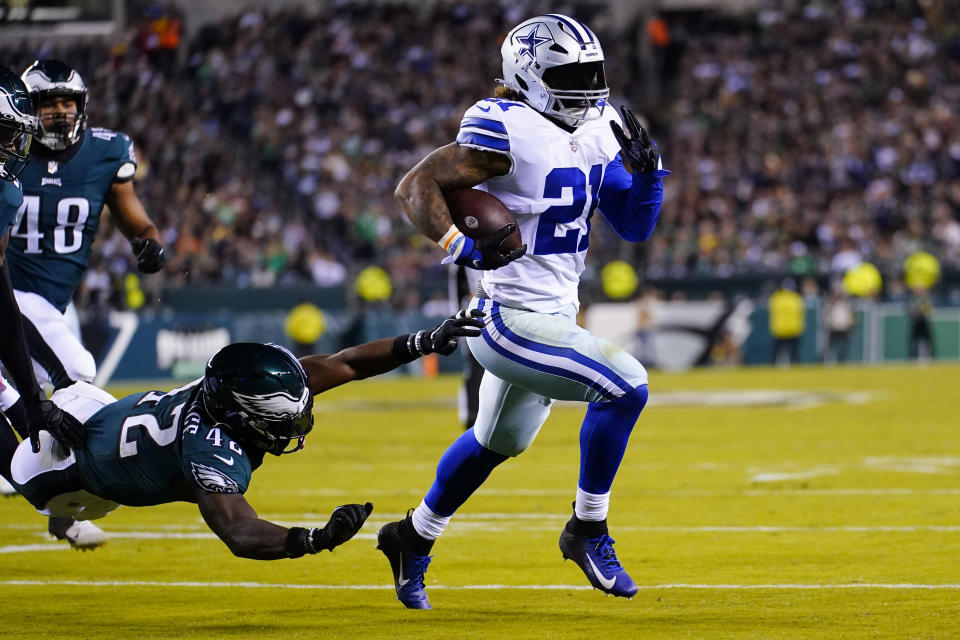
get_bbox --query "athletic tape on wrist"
[438,225,469,261]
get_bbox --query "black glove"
[418,309,485,356]
[26,398,85,453]
[610,106,660,175]
[131,237,166,273]
[452,224,527,270]
[314,502,373,551]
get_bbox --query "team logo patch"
[514,23,551,60]
[191,462,240,493]
[231,387,310,419]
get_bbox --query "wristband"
[284,526,321,558]
[438,225,473,263]
[391,334,420,363]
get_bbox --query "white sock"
[574,487,610,522]
[411,500,450,540]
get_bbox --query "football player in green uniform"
[9,59,164,390]
[1,310,483,560]
[0,65,85,513]
[1,60,166,547]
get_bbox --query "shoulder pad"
[181,419,254,493]
[190,461,242,494]
[457,100,512,155]
[89,128,137,165]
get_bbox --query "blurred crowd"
[654,0,960,292]
[2,0,959,312]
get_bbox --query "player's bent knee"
[44,490,119,521]
[476,427,536,458]
[51,382,117,424]
[67,351,97,384]
[613,383,648,411]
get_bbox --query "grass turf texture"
[2,363,959,639]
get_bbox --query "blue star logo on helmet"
[514,24,550,60]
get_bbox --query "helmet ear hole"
[514,74,529,92]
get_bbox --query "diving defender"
[1,311,483,560]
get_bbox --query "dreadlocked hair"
[493,85,522,100]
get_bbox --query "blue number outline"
[533,163,602,256]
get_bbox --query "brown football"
[444,188,522,251]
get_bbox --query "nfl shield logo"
[47,161,59,174]
[569,139,578,152]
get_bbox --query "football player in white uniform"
[377,15,669,609]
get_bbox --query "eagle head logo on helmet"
[0,65,40,182]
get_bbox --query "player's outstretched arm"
[300,309,485,395]
[105,181,166,273]
[197,490,373,560]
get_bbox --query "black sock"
[399,514,435,555]
[566,513,609,538]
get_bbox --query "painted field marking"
[0,544,68,554]
[750,467,839,483]
[3,579,960,591]
[314,390,873,413]
[280,487,960,498]
[0,522,954,549]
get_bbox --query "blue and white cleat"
[377,518,433,609]
[559,523,638,598]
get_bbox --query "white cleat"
[48,517,108,550]
[0,475,17,496]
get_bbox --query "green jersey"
[76,381,263,506]
[7,128,137,311]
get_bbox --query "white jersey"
[456,98,622,313]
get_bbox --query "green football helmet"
[0,65,40,182]
[21,59,88,150]
[201,343,314,455]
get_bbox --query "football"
[444,188,523,251]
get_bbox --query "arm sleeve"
[597,153,670,242]
[0,262,42,406]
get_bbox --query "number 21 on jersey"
[534,163,602,256]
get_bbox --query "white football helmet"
[499,14,609,127]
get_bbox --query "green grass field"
[3,364,960,639]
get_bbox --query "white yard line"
[0,544,68,554]
[280,487,960,498]
[2,579,959,591]
[2,522,957,550]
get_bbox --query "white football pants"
[465,298,647,457]
[14,290,96,388]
